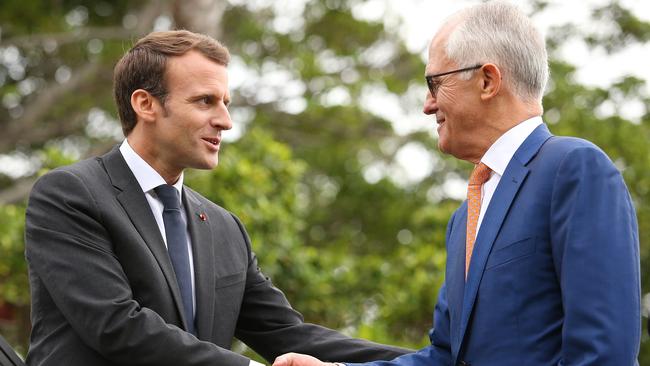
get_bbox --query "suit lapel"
[457,161,528,341]
[101,147,188,330]
[455,124,553,353]
[183,188,216,340]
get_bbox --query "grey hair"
[445,1,548,103]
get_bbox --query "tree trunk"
[172,0,227,39]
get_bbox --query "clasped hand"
[273,353,335,366]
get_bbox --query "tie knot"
[154,184,181,210]
[469,162,491,186]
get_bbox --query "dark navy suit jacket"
[24,147,409,366]
[350,124,641,365]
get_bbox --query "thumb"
[273,353,293,366]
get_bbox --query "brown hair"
[113,30,230,136]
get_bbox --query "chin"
[194,158,219,170]
[205,160,219,170]
[437,141,450,155]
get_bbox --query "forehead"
[425,39,453,75]
[165,50,229,92]
[425,18,461,75]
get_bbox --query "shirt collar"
[119,139,184,198]
[481,116,543,176]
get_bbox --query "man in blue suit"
[273,2,641,365]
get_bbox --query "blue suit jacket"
[351,124,641,365]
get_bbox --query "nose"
[423,90,438,115]
[212,104,233,130]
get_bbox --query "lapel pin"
[198,213,207,222]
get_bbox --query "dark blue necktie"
[154,184,196,335]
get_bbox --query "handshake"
[272,353,340,366]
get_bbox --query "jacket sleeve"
[229,214,411,363]
[25,169,252,366]
[549,145,640,364]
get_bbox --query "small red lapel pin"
[198,213,207,221]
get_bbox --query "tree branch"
[0,0,165,153]
[1,27,134,48]
[0,61,102,152]
[1,1,165,48]
[0,178,35,205]
[0,139,117,205]
[0,1,166,203]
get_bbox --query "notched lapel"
[461,163,528,316]
[183,188,215,340]
[101,147,189,331]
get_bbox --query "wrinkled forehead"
[425,15,464,75]
[425,34,452,75]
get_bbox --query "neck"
[465,99,542,164]
[126,130,182,185]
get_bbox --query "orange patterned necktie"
[466,162,492,278]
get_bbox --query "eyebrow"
[187,93,230,106]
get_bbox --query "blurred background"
[0,0,649,363]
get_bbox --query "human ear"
[478,63,501,101]
[130,89,158,124]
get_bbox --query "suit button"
[458,362,471,366]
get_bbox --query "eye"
[199,96,213,105]
[426,76,442,96]
[431,79,441,92]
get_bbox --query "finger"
[273,353,292,366]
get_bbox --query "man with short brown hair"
[24,30,408,366]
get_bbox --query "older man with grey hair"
[273,1,641,365]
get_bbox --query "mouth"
[435,116,445,134]
[202,137,220,145]
[202,137,221,150]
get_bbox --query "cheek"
[178,115,204,136]
[436,87,459,109]
[437,87,454,99]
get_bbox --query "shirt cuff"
[249,360,266,366]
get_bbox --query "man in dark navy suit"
[24,30,408,366]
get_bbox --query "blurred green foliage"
[0,0,648,363]
[0,205,27,306]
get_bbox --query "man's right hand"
[273,352,337,366]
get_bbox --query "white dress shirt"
[120,140,265,366]
[119,140,196,315]
[474,116,543,237]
